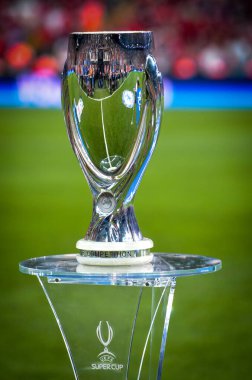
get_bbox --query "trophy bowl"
[62,31,163,265]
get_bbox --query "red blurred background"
[0,0,252,80]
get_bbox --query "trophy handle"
[118,54,164,205]
[62,64,112,191]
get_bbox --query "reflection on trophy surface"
[62,32,163,265]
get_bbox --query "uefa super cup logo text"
[91,321,124,371]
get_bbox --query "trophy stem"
[37,275,175,380]
[76,204,154,266]
[85,204,143,243]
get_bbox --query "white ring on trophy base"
[76,254,154,266]
[76,238,153,251]
[76,238,154,266]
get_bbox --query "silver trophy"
[62,31,163,265]
[19,31,221,380]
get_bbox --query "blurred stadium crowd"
[0,0,252,80]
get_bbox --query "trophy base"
[76,238,154,266]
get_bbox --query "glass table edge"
[19,253,222,285]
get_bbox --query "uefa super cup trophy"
[19,31,222,380]
[62,31,163,266]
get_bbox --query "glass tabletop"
[19,253,222,286]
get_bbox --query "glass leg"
[37,275,176,380]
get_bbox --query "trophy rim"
[71,31,152,35]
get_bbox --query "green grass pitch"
[0,108,251,379]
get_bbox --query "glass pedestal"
[19,253,221,380]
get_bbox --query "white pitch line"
[100,100,112,169]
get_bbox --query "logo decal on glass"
[96,321,115,362]
[91,321,124,371]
